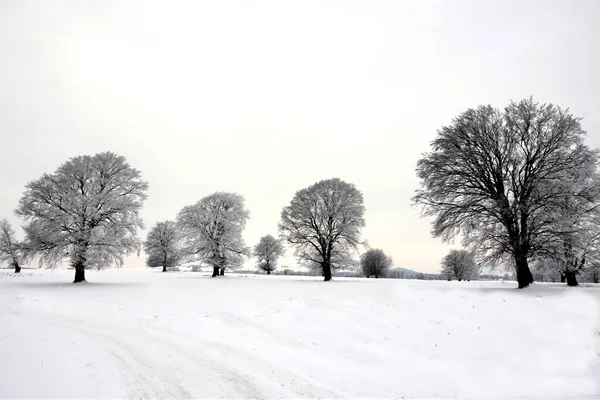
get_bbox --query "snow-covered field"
[1,269,598,400]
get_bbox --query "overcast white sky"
[1,1,599,273]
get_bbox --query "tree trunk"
[73,265,86,283]
[560,274,566,283]
[565,270,578,287]
[72,243,88,283]
[219,268,225,276]
[515,255,533,289]
[267,270,270,275]
[212,266,219,277]
[323,262,332,282]
[14,262,20,274]
[162,265,167,272]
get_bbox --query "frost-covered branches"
[441,249,478,281]
[279,178,365,281]
[253,234,284,274]
[144,221,181,272]
[15,152,148,282]
[360,248,392,278]
[177,192,249,277]
[529,157,600,286]
[0,219,23,273]
[414,98,599,288]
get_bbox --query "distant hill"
[389,267,419,276]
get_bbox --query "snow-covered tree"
[441,249,478,281]
[253,234,284,274]
[0,219,23,273]
[529,163,600,286]
[177,192,249,277]
[144,221,180,272]
[414,98,599,288]
[279,178,365,281]
[360,248,392,278]
[15,152,148,282]
[583,262,600,283]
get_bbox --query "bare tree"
[144,221,181,272]
[414,98,599,288]
[279,178,365,281]
[360,248,392,278]
[253,234,284,274]
[15,152,148,282]
[441,249,478,281]
[177,192,249,277]
[535,235,600,287]
[583,262,600,284]
[541,165,600,286]
[0,219,23,273]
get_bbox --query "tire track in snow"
[9,294,339,398]
[143,316,342,398]
[16,304,265,399]
[63,323,192,399]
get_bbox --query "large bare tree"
[144,220,181,272]
[253,234,285,274]
[414,98,599,288]
[0,219,23,273]
[279,178,365,281]
[177,192,249,277]
[15,152,148,282]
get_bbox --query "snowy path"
[1,269,599,399]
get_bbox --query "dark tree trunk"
[323,262,332,282]
[565,270,578,287]
[72,243,88,283]
[515,254,533,289]
[212,266,219,277]
[162,265,167,272]
[560,274,566,283]
[267,270,271,275]
[14,263,21,273]
[219,268,225,276]
[73,266,86,283]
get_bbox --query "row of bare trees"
[2,98,598,288]
[143,178,367,280]
[1,153,369,283]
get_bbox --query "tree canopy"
[0,219,23,273]
[144,220,181,272]
[253,234,285,274]
[279,178,365,281]
[360,248,392,278]
[15,152,148,282]
[177,192,249,277]
[414,98,599,288]
[441,249,478,281]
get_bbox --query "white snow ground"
[0,269,598,400]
